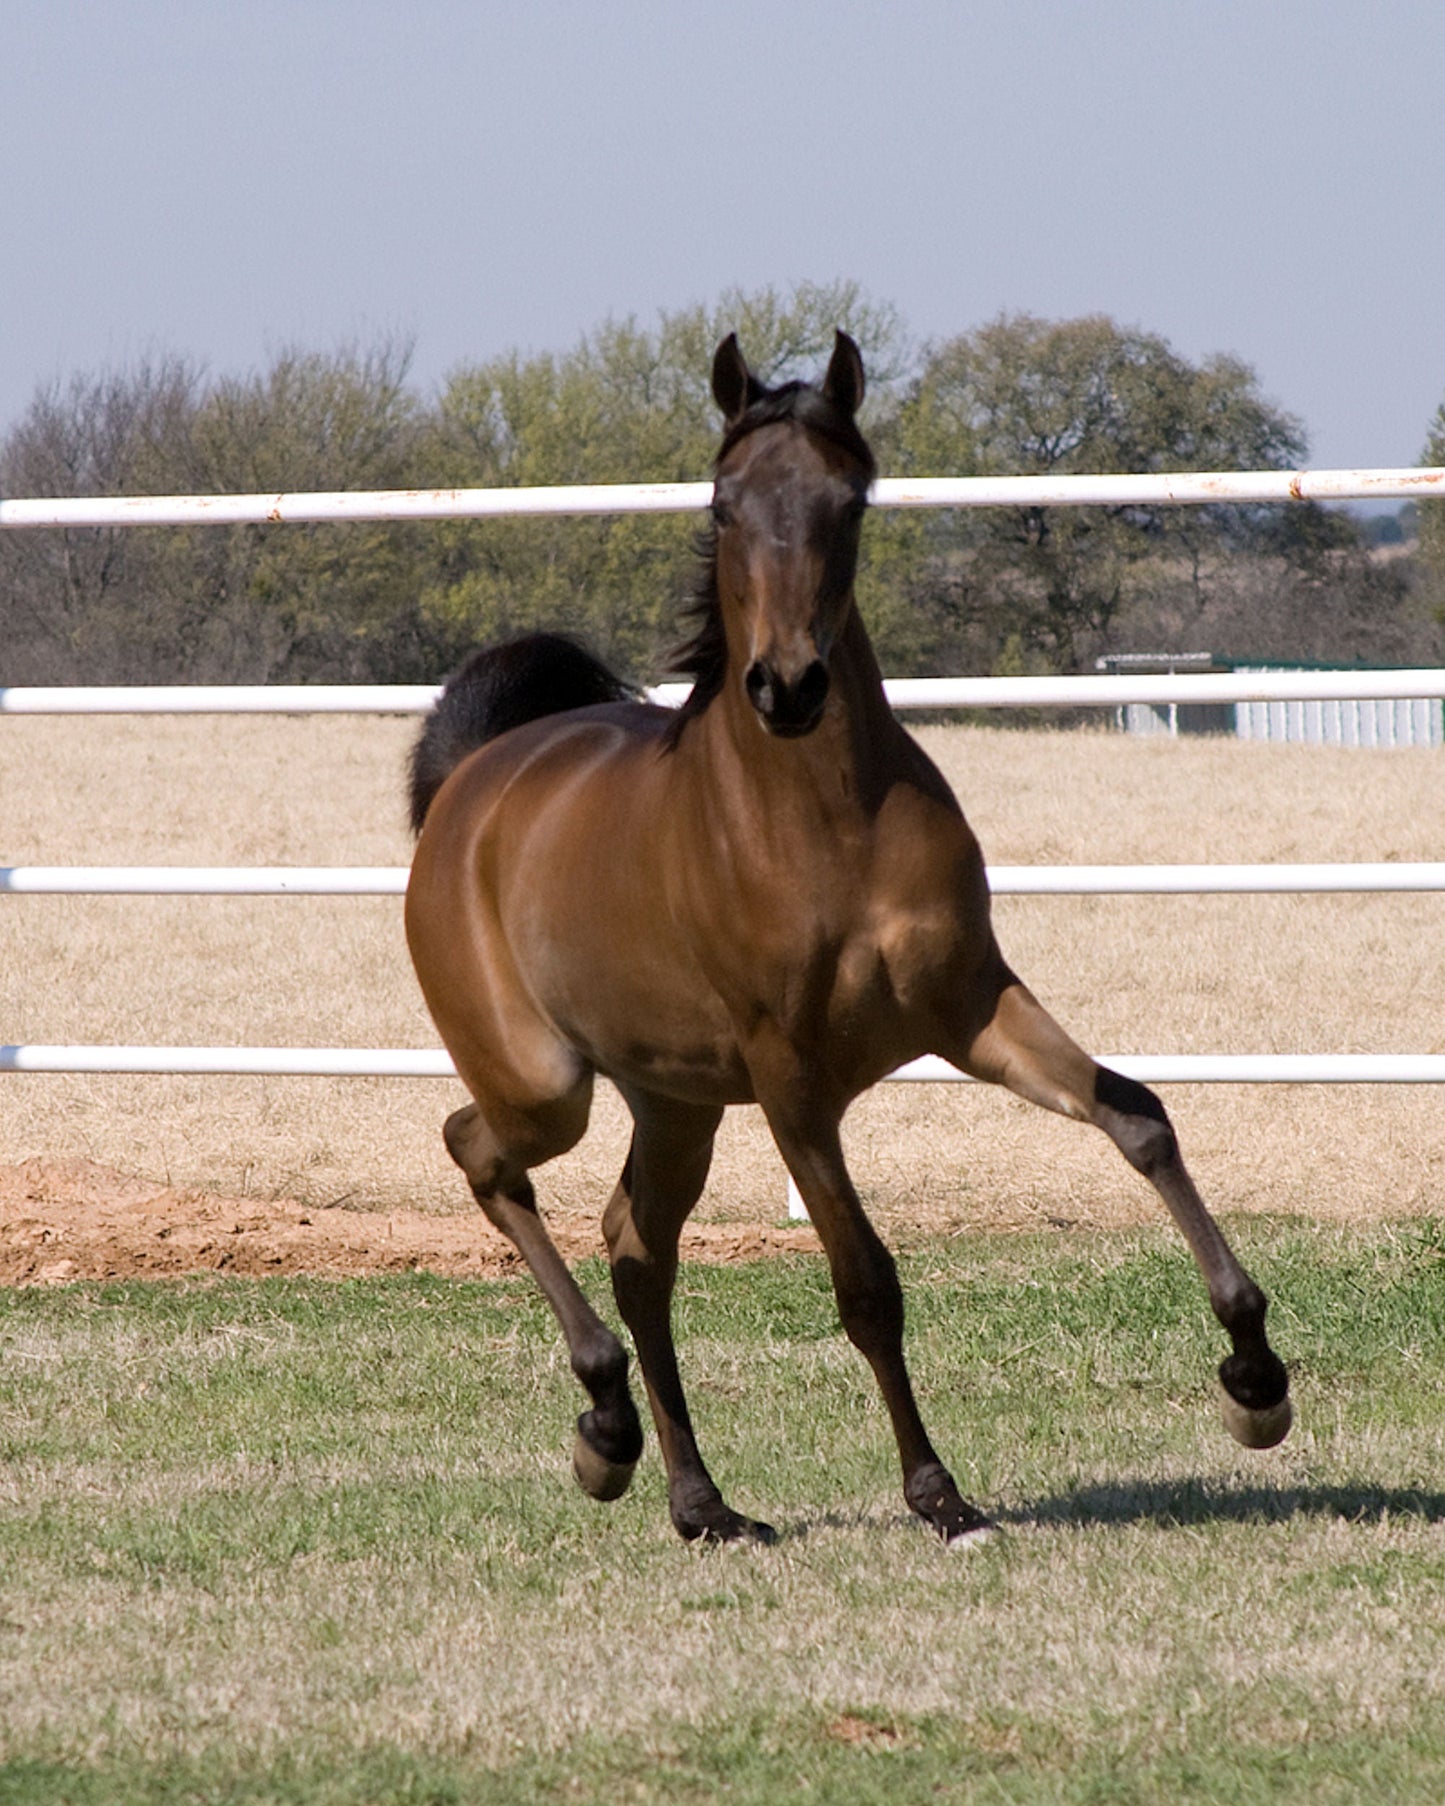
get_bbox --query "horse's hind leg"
[443,1094,644,1499]
[600,1091,775,1544]
[956,969,1292,1449]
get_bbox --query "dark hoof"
[926,1498,996,1547]
[1220,1387,1293,1450]
[907,1463,993,1545]
[939,1504,997,1548]
[674,1502,778,1546]
[1217,1352,1292,1450]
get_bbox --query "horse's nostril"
[794,660,830,721]
[746,657,829,735]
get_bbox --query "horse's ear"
[712,333,762,424]
[822,330,866,418]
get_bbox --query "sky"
[4,0,1444,476]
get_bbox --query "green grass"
[3,1220,1445,1803]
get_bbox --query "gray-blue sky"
[4,0,1443,472]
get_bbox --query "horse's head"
[708,332,875,738]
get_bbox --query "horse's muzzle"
[744,658,831,737]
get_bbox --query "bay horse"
[404,331,1291,1547]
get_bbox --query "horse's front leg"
[751,1056,993,1546]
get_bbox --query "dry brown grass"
[1,714,1440,1232]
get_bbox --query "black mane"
[663,380,876,746]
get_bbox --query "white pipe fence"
[3,676,1439,1082]
[2,464,1441,1101]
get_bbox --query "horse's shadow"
[999,1478,1445,1531]
[702,1483,1445,1549]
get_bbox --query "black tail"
[408,632,636,835]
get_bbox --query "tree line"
[2,280,1441,686]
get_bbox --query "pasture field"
[2,1226,1445,1802]
[0,715,1441,1233]
[1,715,1443,1799]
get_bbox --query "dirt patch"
[0,1158,822,1286]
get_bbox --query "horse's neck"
[830,605,897,738]
[703,605,911,824]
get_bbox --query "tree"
[1418,401,1445,623]
[890,313,1337,671]
[8,296,1426,687]
[0,356,211,680]
[418,282,909,676]
[0,341,443,683]
[176,338,437,680]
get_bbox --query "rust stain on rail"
[1195,474,1238,498]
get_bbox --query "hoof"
[700,1515,778,1547]
[674,1502,778,1546]
[1220,1387,1293,1450]
[908,1463,993,1546]
[572,1430,638,1502]
[945,1521,998,1553]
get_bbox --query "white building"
[1097,654,1443,748]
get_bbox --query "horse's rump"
[408,694,747,1106]
[409,632,639,835]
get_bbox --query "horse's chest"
[707,891,962,1039]
[699,815,974,984]
[834,901,971,1028]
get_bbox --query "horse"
[404,331,1292,1548]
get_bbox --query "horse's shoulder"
[867,764,988,917]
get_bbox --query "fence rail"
[3,1045,1443,1084]
[2,465,1443,530]
[5,862,1445,896]
[3,677,1441,1083]
[5,668,1445,716]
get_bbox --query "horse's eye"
[711,498,733,529]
